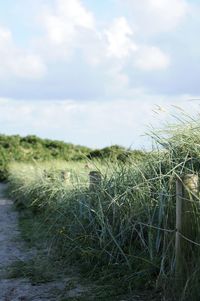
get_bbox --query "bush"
[0,134,91,181]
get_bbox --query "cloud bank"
[0,0,199,147]
[1,96,200,148]
[0,0,194,99]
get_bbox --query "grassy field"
[7,117,200,300]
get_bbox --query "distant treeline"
[0,134,146,180]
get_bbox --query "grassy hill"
[0,134,145,181]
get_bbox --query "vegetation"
[7,116,200,300]
[0,134,145,181]
[87,145,145,162]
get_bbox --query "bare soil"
[0,184,87,301]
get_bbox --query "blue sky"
[0,0,200,148]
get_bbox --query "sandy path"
[0,184,86,301]
[0,184,154,301]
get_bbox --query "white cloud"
[135,46,170,71]
[56,0,95,30]
[0,27,12,43]
[0,0,191,100]
[39,0,95,59]
[36,0,171,80]
[125,0,189,33]
[103,17,170,72]
[39,0,111,69]
[0,26,46,79]
[105,65,130,95]
[105,17,138,58]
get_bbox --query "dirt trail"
[0,184,86,301]
[0,184,154,301]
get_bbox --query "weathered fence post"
[89,171,101,191]
[60,171,71,182]
[175,174,199,283]
[183,174,199,196]
[182,174,199,252]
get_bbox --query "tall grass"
[7,116,200,300]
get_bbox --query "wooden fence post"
[175,174,199,283]
[89,171,101,191]
[182,174,199,254]
[60,171,71,182]
[183,174,199,196]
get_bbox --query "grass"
[8,208,143,300]
[7,115,200,300]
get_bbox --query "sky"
[0,0,200,149]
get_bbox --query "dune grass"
[7,116,200,300]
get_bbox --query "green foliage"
[0,134,145,181]
[0,134,93,181]
[87,145,146,163]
